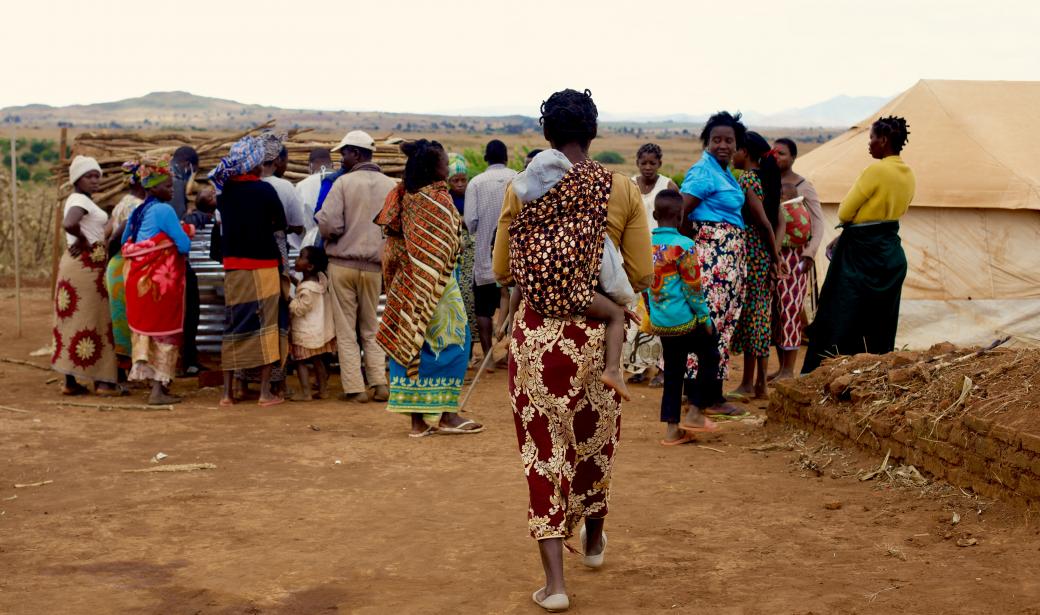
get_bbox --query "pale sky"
[6,0,1039,117]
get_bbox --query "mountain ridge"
[1,91,889,132]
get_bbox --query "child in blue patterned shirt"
[647,191,722,445]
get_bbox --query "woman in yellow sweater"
[802,116,916,373]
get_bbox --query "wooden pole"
[51,127,67,298]
[9,125,21,337]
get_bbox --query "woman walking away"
[729,131,785,399]
[120,157,194,405]
[52,155,120,396]
[770,138,824,380]
[678,112,750,418]
[375,140,483,437]
[206,135,290,407]
[802,116,915,373]
[289,246,336,402]
[633,143,679,230]
[448,152,478,340]
[492,89,653,612]
[105,161,148,375]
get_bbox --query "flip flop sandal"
[660,432,698,446]
[724,391,751,403]
[678,418,720,433]
[257,397,285,408]
[437,419,485,435]
[709,411,751,421]
[219,398,236,407]
[408,425,439,438]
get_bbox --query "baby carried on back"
[508,149,635,399]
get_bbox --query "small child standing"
[645,190,721,445]
[289,246,336,402]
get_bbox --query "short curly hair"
[636,143,663,161]
[700,111,747,149]
[540,89,598,147]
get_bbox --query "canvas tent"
[795,79,1040,349]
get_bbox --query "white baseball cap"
[331,130,376,153]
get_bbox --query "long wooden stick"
[9,125,20,337]
[0,357,50,371]
[122,463,215,473]
[458,297,514,413]
[0,405,30,414]
[14,480,53,488]
[49,401,173,412]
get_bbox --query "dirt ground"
[2,287,1040,615]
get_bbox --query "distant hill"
[0,90,889,135]
[599,95,890,128]
[751,95,891,127]
[0,91,540,136]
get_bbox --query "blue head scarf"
[207,136,265,191]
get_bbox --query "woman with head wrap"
[234,129,295,395]
[105,161,148,372]
[447,152,478,342]
[208,135,290,407]
[120,156,194,404]
[51,155,120,395]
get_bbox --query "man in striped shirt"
[463,140,517,362]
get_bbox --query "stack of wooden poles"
[52,120,405,207]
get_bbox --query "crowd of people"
[50,89,914,612]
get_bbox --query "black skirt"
[802,221,907,373]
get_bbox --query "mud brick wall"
[769,380,1040,508]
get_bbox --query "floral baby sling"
[508,158,612,318]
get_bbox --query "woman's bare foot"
[601,367,631,401]
[773,369,796,381]
[754,382,768,399]
[61,382,90,396]
[766,370,781,382]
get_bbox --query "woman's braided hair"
[540,89,598,147]
[745,131,782,228]
[872,115,911,153]
[636,143,663,160]
[401,139,445,193]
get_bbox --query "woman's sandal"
[408,425,439,438]
[678,418,720,434]
[257,397,285,408]
[660,432,698,446]
[579,523,607,569]
[532,588,569,612]
[437,420,485,435]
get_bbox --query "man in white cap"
[317,130,397,403]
